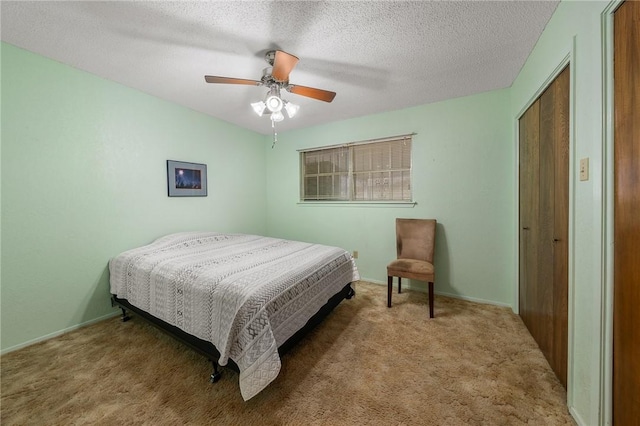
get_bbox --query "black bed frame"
[111,283,355,383]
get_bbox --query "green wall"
[0,43,267,351]
[510,1,610,424]
[265,88,514,306]
[1,1,614,422]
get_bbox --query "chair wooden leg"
[398,277,402,294]
[387,276,393,307]
[428,281,434,318]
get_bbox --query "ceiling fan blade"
[271,50,299,82]
[288,84,336,103]
[204,76,261,86]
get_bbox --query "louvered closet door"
[518,66,569,389]
[613,1,640,423]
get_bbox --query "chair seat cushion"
[387,259,434,277]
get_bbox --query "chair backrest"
[396,218,437,263]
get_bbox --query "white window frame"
[299,134,415,204]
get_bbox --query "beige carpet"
[1,282,574,425]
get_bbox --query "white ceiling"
[1,1,559,135]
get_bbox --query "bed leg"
[119,307,131,322]
[210,360,222,383]
[346,286,356,299]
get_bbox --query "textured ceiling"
[1,1,558,135]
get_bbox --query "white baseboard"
[1,310,120,356]
[569,406,586,426]
[360,278,512,309]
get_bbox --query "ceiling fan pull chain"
[271,120,278,148]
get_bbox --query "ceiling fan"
[204,50,336,124]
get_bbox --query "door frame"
[513,49,576,408]
[600,1,624,425]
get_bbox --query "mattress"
[109,232,359,400]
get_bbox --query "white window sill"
[297,201,417,208]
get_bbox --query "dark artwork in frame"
[167,160,207,197]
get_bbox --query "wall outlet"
[352,250,359,259]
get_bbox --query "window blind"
[300,135,412,202]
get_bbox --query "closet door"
[518,66,569,388]
[550,67,569,387]
[613,1,640,423]
[519,100,540,345]
[538,81,557,364]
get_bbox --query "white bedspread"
[109,232,359,400]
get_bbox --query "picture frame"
[167,160,207,197]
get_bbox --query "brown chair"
[387,219,437,318]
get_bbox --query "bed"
[109,232,359,400]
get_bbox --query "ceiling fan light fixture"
[265,94,283,113]
[271,110,285,122]
[284,101,300,118]
[251,101,267,117]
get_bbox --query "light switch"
[580,158,589,181]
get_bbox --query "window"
[300,134,412,202]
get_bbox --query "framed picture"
[167,160,207,197]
